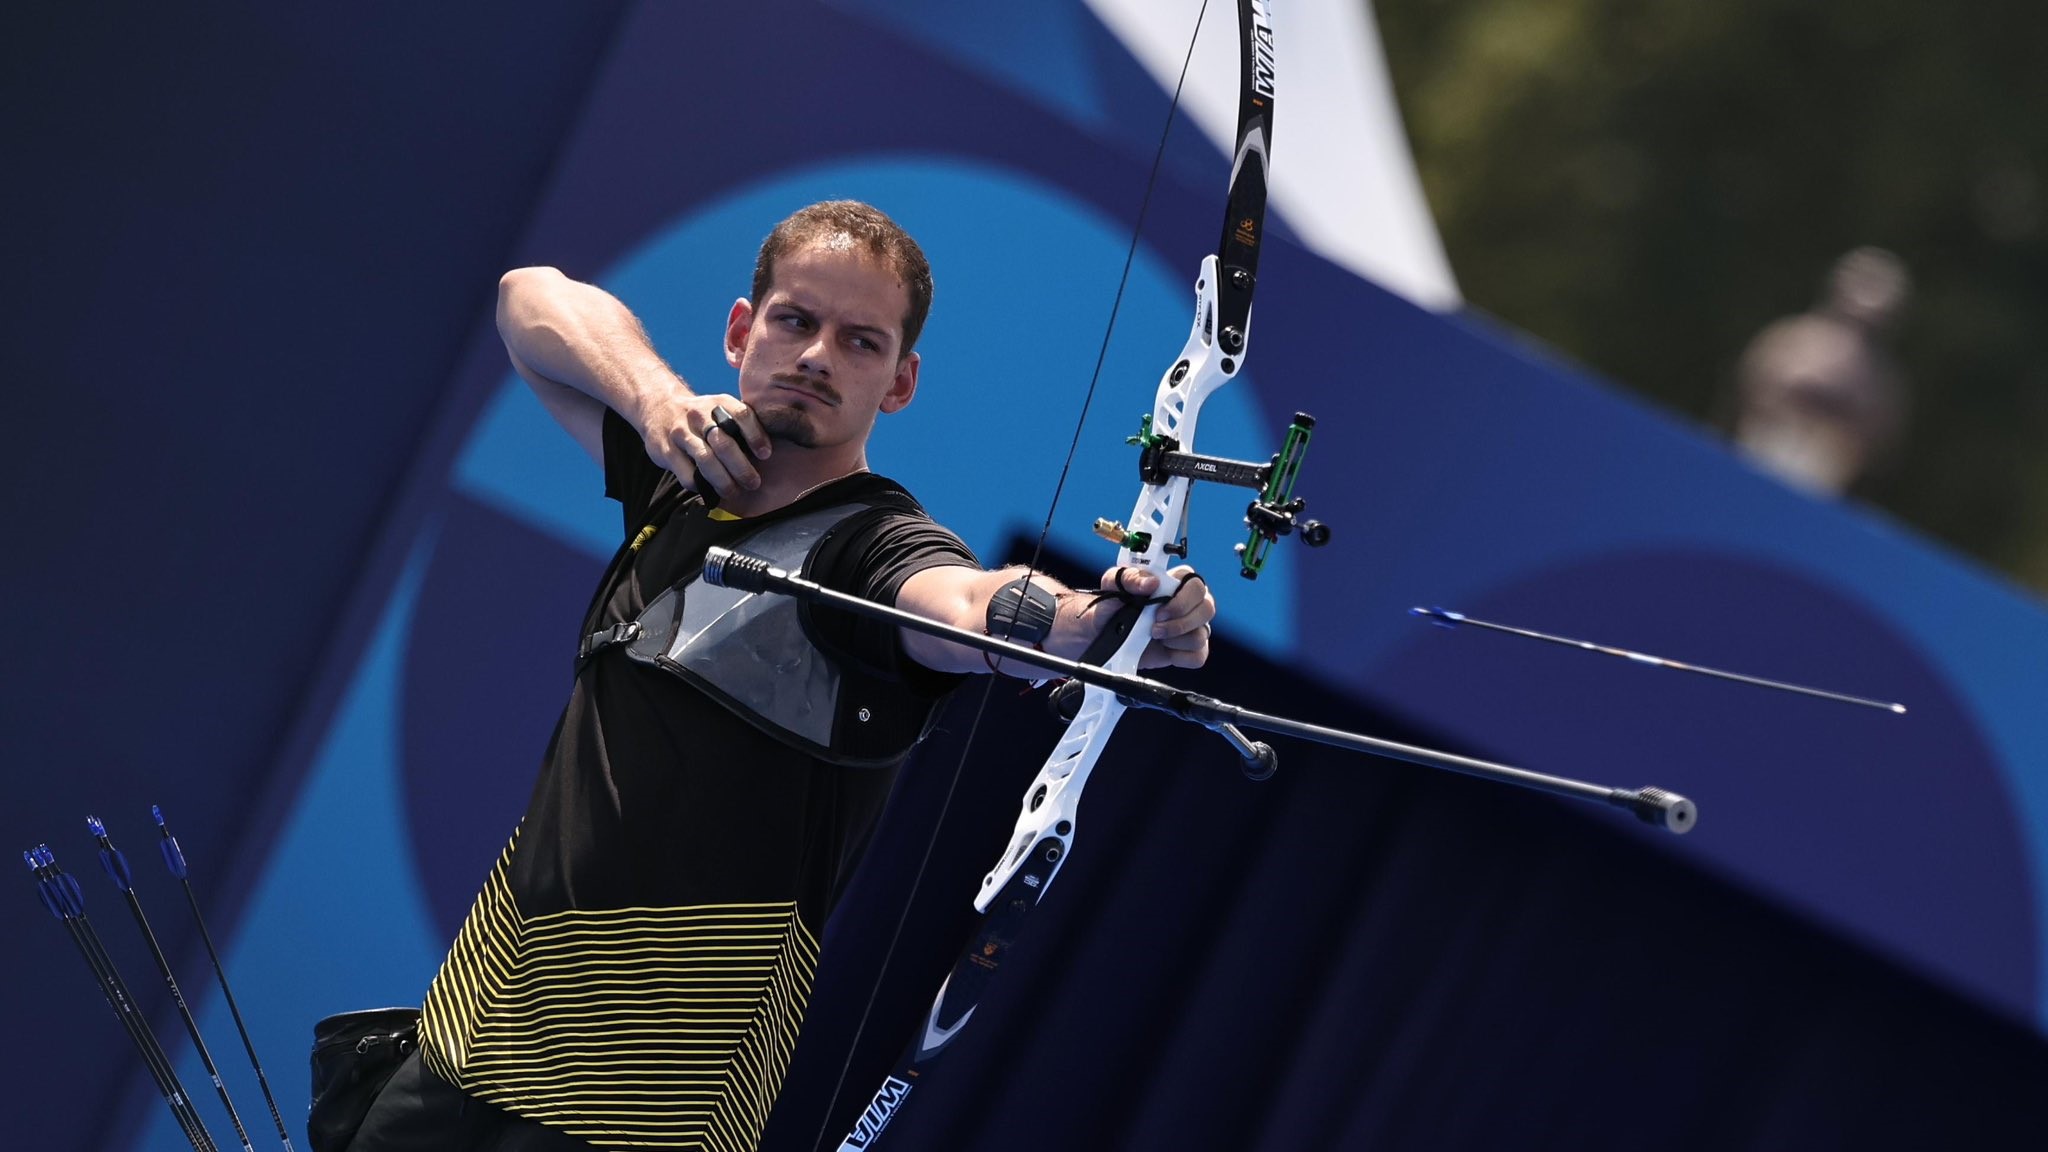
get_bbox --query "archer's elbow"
[497,265,567,327]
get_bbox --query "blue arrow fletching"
[57,871,85,916]
[37,879,64,920]
[86,815,107,839]
[98,845,133,892]
[159,835,187,879]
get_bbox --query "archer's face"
[723,242,919,455]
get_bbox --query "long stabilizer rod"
[703,547,1695,834]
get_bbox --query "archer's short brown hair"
[751,201,935,356]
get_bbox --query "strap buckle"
[579,620,643,660]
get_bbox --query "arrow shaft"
[157,808,298,1152]
[32,854,218,1152]
[1414,609,1907,714]
[97,829,258,1152]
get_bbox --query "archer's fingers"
[1099,564,1159,599]
[702,420,763,492]
[669,429,739,498]
[1151,567,1215,634]
[1140,622,1212,670]
[643,433,698,492]
[714,402,773,461]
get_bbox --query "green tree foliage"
[1375,0,2048,589]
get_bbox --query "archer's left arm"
[895,564,1216,676]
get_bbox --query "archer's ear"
[880,351,919,414]
[724,298,754,368]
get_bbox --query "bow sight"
[1092,410,1330,578]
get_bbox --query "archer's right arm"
[495,267,768,488]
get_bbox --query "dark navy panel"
[1,4,628,1147]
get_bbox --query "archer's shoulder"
[821,471,939,522]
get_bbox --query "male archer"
[343,200,1215,1151]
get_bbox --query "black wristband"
[986,575,1059,647]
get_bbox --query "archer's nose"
[797,336,833,379]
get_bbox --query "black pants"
[348,1050,595,1152]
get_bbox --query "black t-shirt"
[416,413,979,1148]
[504,410,979,926]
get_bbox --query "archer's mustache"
[770,374,842,406]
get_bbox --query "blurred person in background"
[1732,246,1913,495]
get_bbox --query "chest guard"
[586,502,943,768]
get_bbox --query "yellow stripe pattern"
[418,838,820,1151]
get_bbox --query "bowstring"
[810,3,1218,1147]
